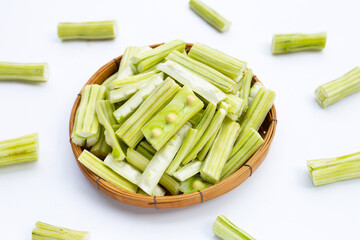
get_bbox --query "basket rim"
[69,43,277,208]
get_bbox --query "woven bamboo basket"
[69,43,277,209]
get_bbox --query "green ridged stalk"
[224,94,244,121]
[247,82,264,107]
[157,60,227,104]
[182,102,228,165]
[188,43,246,81]
[132,40,186,73]
[72,85,107,146]
[113,74,163,122]
[179,174,212,194]
[136,141,156,159]
[222,128,263,179]
[307,151,360,186]
[111,70,161,89]
[109,80,151,103]
[213,215,255,240]
[142,85,204,150]
[0,133,38,166]
[32,221,90,240]
[315,67,360,108]
[239,68,253,111]
[173,160,203,181]
[116,78,180,148]
[138,123,191,195]
[0,62,48,82]
[135,145,154,160]
[78,150,137,192]
[201,118,240,183]
[104,154,165,196]
[166,128,198,175]
[237,87,275,140]
[197,131,216,161]
[272,32,327,54]
[166,50,237,93]
[126,148,180,195]
[116,46,153,81]
[57,20,118,40]
[189,110,204,126]
[102,72,118,90]
[189,0,231,33]
[90,127,111,159]
[96,100,126,161]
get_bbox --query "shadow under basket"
[69,43,277,209]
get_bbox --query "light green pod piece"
[74,85,107,145]
[142,85,204,151]
[132,39,186,73]
[179,174,212,194]
[222,128,264,180]
[116,77,180,148]
[96,100,126,161]
[57,20,118,40]
[182,102,228,165]
[201,118,240,183]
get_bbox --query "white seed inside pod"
[166,113,177,124]
[186,95,196,105]
[151,128,162,138]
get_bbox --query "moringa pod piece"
[142,85,204,151]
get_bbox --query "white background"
[0,0,359,239]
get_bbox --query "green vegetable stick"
[32,221,90,240]
[189,110,204,126]
[57,20,118,40]
[132,39,186,73]
[74,85,107,140]
[239,68,253,111]
[113,74,163,122]
[116,46,153,81]
[157,60,227,104]
[90,126,111,159]
[272,32,327,54]
[142,85,204,151]
[222,128,263,179]
[166,128,198,175]
[109,80,151,103]
[201,118,240,183]
[189,0,231,33]
[116,78,180,148]
[315,67,360,108]
[166,50,237,93]
[138,123,191,195]
[237,87,275,140]
[96,100,126,161]
[102,72,118,90]
[173,160,203,182]
[307,151,360,186]
[104,154,165,196]
[136,145,154,160]
[126,148,180,195]
[111,70,161,89]
[248,82,264,106]
[78,150,137,192]
[197,131,216,161]
[224,94,244,121]
[137,141,156,155]
[182,102,228,165]
[179,174,212,194]
[0,133,38,166]
[188,43,247,82]
[0,62,48,82]
[213,215,256,240]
